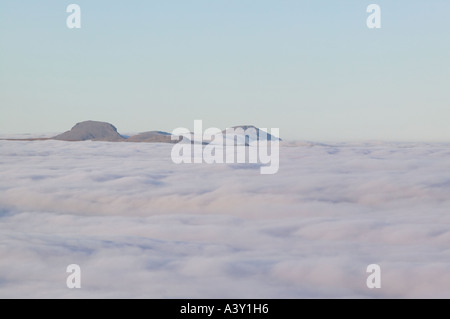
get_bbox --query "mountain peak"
[53,121,125,142]
[223,125,281,142]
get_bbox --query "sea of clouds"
[0,139,450,298]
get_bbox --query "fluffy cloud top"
[0,140,450,298]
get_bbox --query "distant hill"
[126,131,181,143]
[182,125,281,145]
[53,121,125,142]
[213,125,282,146]
[227,125,281,141]
[46,121,280,144]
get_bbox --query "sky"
[0,0,449,141]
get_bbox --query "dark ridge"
[53,121,125,142]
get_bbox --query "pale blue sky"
[1,1,449,141]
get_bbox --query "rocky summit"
[53,121,125,142]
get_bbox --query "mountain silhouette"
[126,131,181,143]
[48,121,280,144]
[53,121,125,142]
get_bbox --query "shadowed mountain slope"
[53,121,125,142]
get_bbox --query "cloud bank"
[0,140,450,298]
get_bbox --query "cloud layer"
[1,140,450,298]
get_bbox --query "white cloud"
[0,140,450,298]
